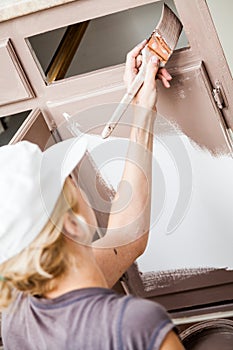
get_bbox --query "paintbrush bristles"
[156,4,183,51]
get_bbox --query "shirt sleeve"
[120,297,175,350]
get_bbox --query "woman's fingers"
[144,56,160,89]
[127,39,147,61]
[157,73,171,88]
[159,67,172,81]
[136,54,143,69]
[124,41,172,90]
[124,39,147,85]
[157,68,172,88]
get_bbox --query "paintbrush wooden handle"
[101,48,151,139]
[101,71,146,138]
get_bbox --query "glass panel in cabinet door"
[0,110,31,146]
[27,0,188,83]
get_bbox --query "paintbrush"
[101,4,183,139]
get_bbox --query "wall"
[207,0,233,76]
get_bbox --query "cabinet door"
[0,0,232,316]
[47,49,233,313]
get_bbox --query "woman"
[0,41,184,349]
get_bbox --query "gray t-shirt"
[2,287,175,350]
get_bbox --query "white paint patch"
[138,135,233,272]
[178,89,186,99]
[84,127,233,273]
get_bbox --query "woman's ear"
[63,211,79,237]
[62,210,94,245]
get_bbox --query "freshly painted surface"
[0,39,33,105]
[0,0,76,23]
[82,126,233,273]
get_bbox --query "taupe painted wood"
[10,109,52,150]
[0,39,34,106]
[174,0,233,130]
[0,0,232,321]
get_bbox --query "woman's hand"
[123,40,172,111]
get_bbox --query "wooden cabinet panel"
[158,59,231,154]
[0,39,34,106]
[10,109,52,150]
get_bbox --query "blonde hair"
[0,177,78,310]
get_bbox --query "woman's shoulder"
[121,296,172,323]
[119,296,175,349]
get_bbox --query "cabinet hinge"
[212,82,226,109]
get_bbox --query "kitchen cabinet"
[0,0,233,345]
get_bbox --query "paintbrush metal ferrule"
[147,29,171,65]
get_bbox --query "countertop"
[0,0,77,23]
